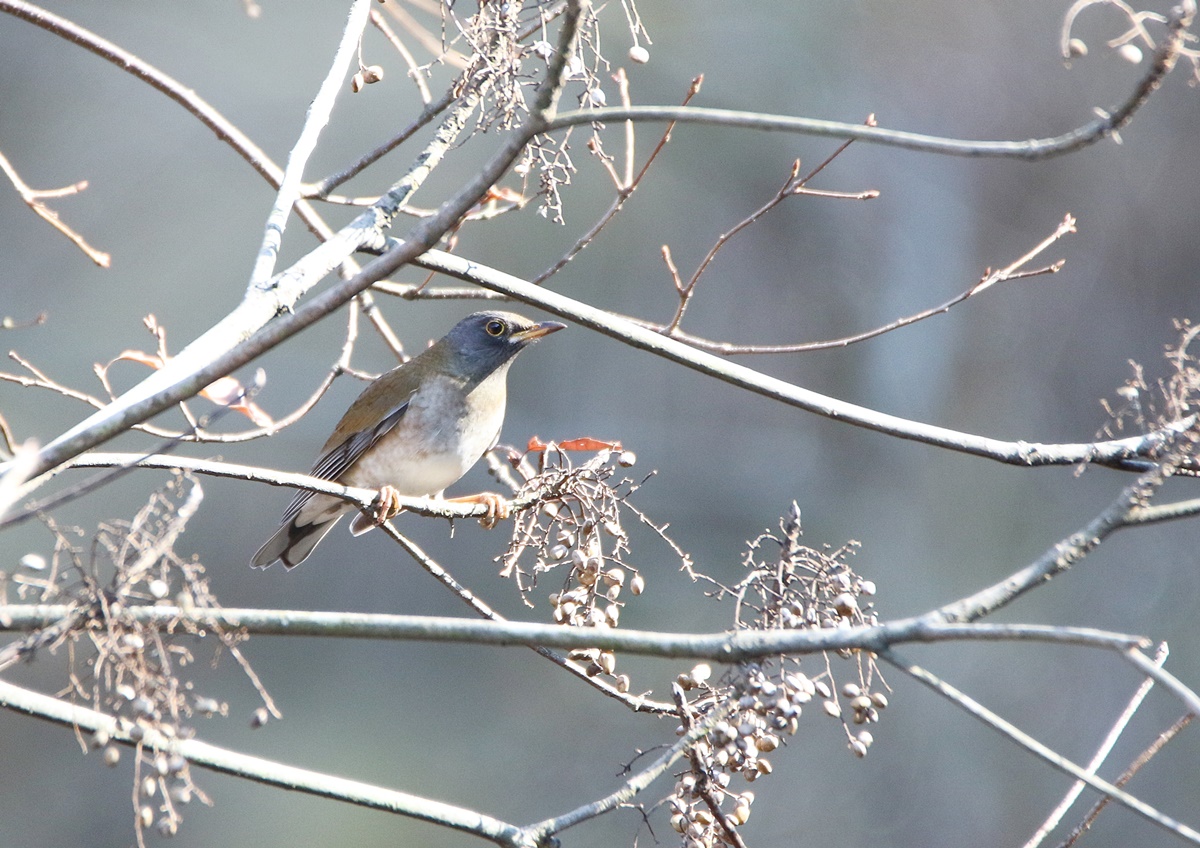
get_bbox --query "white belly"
[342,371,505,496]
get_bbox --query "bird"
[250,311,565,569]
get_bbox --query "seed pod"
[1118,43,1143,64]
[603,567,625,587]
[629,574,645,595]
[19,553,46,571]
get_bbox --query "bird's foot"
[374,485,404,523]
[447,492,511,528]
[349,486,406,536]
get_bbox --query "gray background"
[1,1,1198,846]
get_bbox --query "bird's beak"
[512,320,567,342]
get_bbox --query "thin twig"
[880,649,1200,845]
[1060,712,1195,848]
[662,212,1070,355]
[0,148,110,267]
[1023,643,1168,848]
[379,523,677,714]
[249,0,374,287]
[530,75,703,286]
[369,8,433,104]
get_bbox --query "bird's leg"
[446,492,511,529]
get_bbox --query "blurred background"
[1,1,1198,846]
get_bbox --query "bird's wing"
[280,399,412,525]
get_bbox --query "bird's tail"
[250,515,344,570]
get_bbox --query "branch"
[1023,643,1168,848]
[0,605,1153,660]
[0,677,529,846]
[520,695,735,843]
[17,452,506,525]
[880,649,1200,845]
[662,213,1071,355]
[248,0,374,286]
[931,472,1155,623]
[406,247,1195,471]
[5,0,587,485]
[0,148,110,267]
[544,1,1193,160]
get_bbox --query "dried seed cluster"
[497,445,677,693]
[9,476,273,844]
[664,505,888,846]
[1099,321,1200,480]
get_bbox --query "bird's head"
[439,311,566,381]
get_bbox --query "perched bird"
[251,311,565,569]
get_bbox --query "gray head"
[439,311,566,382]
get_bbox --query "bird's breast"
[342,372,507,496]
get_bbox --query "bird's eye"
[485,319,506,337]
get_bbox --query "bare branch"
[0,148,110,267]
[0,677,529,846]
[545,2,1195,160]
[409,247,1196,472]
[1023,643,1168,848]
[249,0,374,287]
[880,649,1200,845]
[0,605,1155,662]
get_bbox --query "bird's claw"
[373,485,404,524]
[448,492,511,528]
